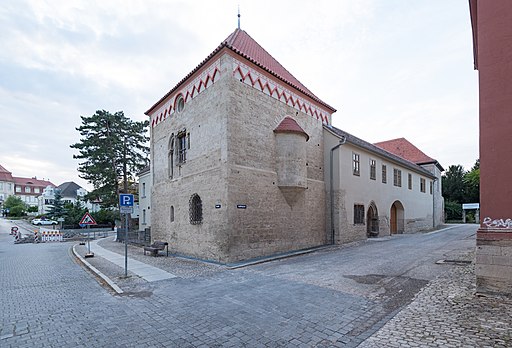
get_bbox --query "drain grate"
[435,259,472,265]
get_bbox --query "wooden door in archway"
[390,204,397,234]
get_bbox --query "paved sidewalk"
[359,256,512,347]
[87,238,176,282]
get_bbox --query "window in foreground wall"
[430,181,433,194]
[408,173,412,190]
[382,165,387,183]
[354,204,365,224]
[370,159,376,180]
[170,206,175,222]
[189,194,202,225]
[177,131,187,164]
[175,95,185,113]
[393,168,402,187]
[420,178,426,193]
[353,153,360,176]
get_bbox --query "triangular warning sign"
[79,212,97,225]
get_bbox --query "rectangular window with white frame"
[382,165,387,183]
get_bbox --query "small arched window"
[189,194,202,225]
[170,206,175,223]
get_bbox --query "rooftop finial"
[237,5,241,29]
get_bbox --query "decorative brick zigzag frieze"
[233,60,330,124]
[151,61,221,128]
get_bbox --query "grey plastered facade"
[149,51,331,263]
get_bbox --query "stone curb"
[71,243,124,295]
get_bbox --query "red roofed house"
[147,28,444,263]
[469,0,512,296]
[0,164,15,210]
[13,176,55,209]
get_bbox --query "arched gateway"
[390,200,405,234]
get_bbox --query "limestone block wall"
[476,231,512,296]
[150,55,232,262]
[224,72,327,261]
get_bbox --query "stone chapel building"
[145,28,443,263]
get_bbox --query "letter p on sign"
[119,194,134,207]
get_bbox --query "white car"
[32,218,58,226]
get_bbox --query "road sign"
[79,212,97,225]
[119,194,134,207]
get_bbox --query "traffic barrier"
[40,229,63,242]
[14,230,21,243]
[34,230,41,243]
[10,226,18,235]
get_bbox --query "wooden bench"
[143,241,169,257]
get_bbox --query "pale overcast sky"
[0,0,478,191]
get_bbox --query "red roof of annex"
[374,138,439,166]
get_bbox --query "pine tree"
[70,110,149,207]
[47,190,67,219]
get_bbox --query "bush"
[9,205,26,217]
[445,201,462,221]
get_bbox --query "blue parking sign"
[119,194,134,207]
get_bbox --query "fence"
[116,227,151,246]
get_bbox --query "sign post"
[79,212,97,258]
[119,194,134,277]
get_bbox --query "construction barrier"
[40,228,63,242]
[34,230,41,243]
[10,226,18,235]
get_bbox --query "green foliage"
[70,110,149,208]
[442,165,466,203]
[46,190,67,219]
[64,201,87,226]
[3,195,27,217]
[9,205,26,217]
[3,195,25,209]
[463,160,480,204]
[445,200,463,221]
[91,209,118,225]
[27,206,39,213]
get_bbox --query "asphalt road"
[0,218,476,347]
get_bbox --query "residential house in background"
[0,165,15,210]
[13,177,55,208]
[38,181,100,215]
[138,166,152,232]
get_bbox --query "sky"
[0,0,479,191]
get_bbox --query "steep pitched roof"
[274,116,309,141]
[146,28,335,115]
[374,138,432,163]
[374,138,444,171]
[0,164,13,182]
[325,126,436,178]
[57,181,83,198]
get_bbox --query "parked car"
[32,218,58,226]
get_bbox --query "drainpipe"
[432,177,438,229]
[330,135,346,244]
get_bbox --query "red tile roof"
[374,138,436,164]
[146,28,335,115]
[13,177,55,188]
[0,164,13,182]
[274,116,309,141]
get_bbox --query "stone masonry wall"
[224,62,327,262]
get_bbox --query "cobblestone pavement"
[359,256,512,348]
[2,219,511,347]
